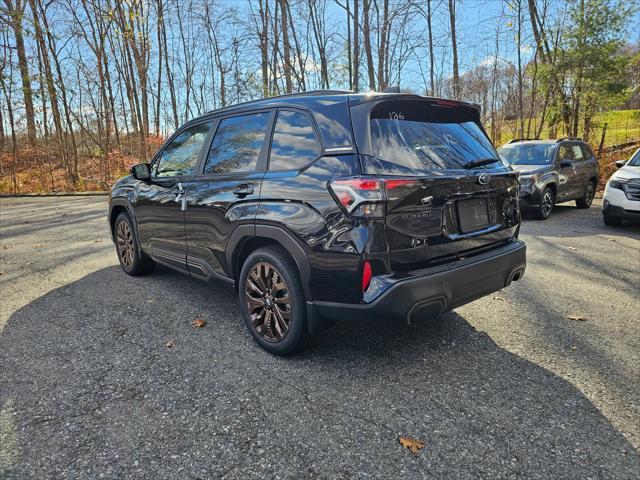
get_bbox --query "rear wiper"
[463,158,500,169]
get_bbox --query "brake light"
[362,260,372,292]
[385,179,415,190]
[328,177,385,218]
[435,99,460,108]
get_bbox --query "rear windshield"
[362,100,501,175]
[498,143,555,165]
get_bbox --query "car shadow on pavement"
[1,266,639,479]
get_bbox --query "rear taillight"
[328,177,385,218]
[362,260,373,292]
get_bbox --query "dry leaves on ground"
[165,341,175,349]
[567,314,587,322]
[192,318,206,328]
[399,436,426,454]
[492,296,505,302]
[568,246,578,251]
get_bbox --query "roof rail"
[204,89,352,115]
[508,138,540,143]
[556,137,583,143]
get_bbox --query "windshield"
[628,148,640,167]
[498,143,555,165]
[363,100,503,175]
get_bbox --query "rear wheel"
[576,181,595,209]
[114,212,155,276]
[534,187,555,220]
[239,246,309,355]
[603,211,622,227]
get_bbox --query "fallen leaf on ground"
[192,318,206,328]
[567,314,587,322]
[567,246,578,251]
[570,345,577,351]
[399,436,426,454]
[492,296,505,302]
[94,238,103,243]
[32,243,45,248]
[165,341,174,348]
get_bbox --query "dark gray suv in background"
[498,138,599,219]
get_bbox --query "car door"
[134,121,214,273]
[580,143,598,190]
[556,143,579,202]
[569,142,591,198]
[181,110,275,281]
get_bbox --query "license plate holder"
[457,198,490,233]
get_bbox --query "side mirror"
[131,163,151,181]
[615,160,626,169]
[560,159,573,168]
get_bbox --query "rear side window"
[156,122,212,177]
[364,100,501,175]
[204,112,270,175]
[269,111,321,171]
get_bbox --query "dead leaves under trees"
[566,314,587,322]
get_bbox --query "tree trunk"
[427,0,435,95]
[4,0,37,145]
[280,0,293,93]
[448,0,460,99]
[353,0,360,91]
[362,0,376,90]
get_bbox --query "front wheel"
[239,246,309,355]
[114,212,155,276]
[576,181,595,209]
[534,187,555,220]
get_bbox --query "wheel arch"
[227,225,312,299]
[108,198,139,246]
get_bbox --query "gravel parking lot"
[1,196,638,479]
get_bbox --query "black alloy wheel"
[576,182,595,209]
[535,187,555,220]
[114,212,155,276]
[245,262,292,343]
[239,246,309,355]
[117,220,135,268]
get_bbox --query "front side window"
[364,100,503,175]
[628,148,640,166]
[498,143,555,166]
[204,112,270,175]
[269,111,321,171]
[156,123,212,177]
[558,145,573,163]
[572,145,584,162]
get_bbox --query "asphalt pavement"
[0,196,638,479]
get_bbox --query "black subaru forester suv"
[109,91,526,354]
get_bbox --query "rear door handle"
[233,183,254,197]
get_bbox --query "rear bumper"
[312,240,526,323]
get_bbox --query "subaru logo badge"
[478,173,491,185]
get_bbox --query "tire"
[239,246,309,355]
[534,187,555,220]
[114,212,156,276]
[603,211,622,227]
[576,181,596,209]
